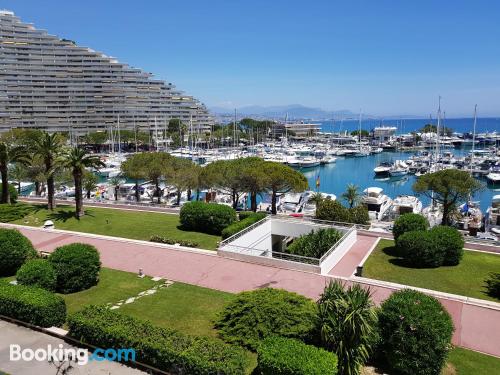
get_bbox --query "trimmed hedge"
[222,212,266,239]
[48,243,101,293]
[286,228,343,259]
[379,289,454,375]
[68,305,250,374]
[0,283,66,327]
[315,200,369,225]
[393,213,429,242]
[16,259,57,291]
[430,226,464,265]
[257,336,338,375]
[0,203,33,222]
[0,183,18,204]
[215,288,317,350]
[180,201,237,235]
[149,235,199,248]
[0,228,37,276]
[485,272,500,299]
[397,230,445,268]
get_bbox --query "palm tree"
[82,172,98,199]
[0,141,28,204]
[342,183,361,208]
[63,147,104,218]
[317,280,378,375]
[9,163,28,195]
[32,133,64,210]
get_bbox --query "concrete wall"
[224,219,272,252]
[320,229,357,274]
[270,219,348,238]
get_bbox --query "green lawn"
[11,204,220,250]
[446,347,500,375]
[120,282,234,337]
[62,268,162,314]
[363,239,500,302]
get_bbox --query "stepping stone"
[151,277,162,282]
[125,297,135,304]
[9,280,18,285]
[138,291,146,296]
[110,306,120,310]
[145,289,157,295]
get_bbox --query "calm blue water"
[319,117,500,135]
[301,150,498,213]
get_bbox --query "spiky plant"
[341,183,361,208]
[317,280,378,375]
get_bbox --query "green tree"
[342,183,361,208]
[0,141,29,204]
[82,172,98,199]
[32,133,64,210]
[144,152,172,203]
[413,169,483,225]
[121,153,147,202]
[317,280,378,375]
[168,118,182,133]
[204,159,246,209]
[167,157,198,205]
[420,123,453,137]
[350,129,370,137]
[240,157,267,212]
[63,147,104,218]
[108,176,122,201]
[8,163,28,195]
[262,161,308,215]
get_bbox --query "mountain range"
[210,104,357,119]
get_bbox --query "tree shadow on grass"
[47,209,95,223]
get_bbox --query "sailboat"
[354,111,370,157]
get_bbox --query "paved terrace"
[2,223,500,358]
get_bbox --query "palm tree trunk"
[17,180,21,194]
[156,180,161,204]
[47,175,55,210]
[196,188,200,201]
[1,165,10,204]
[35,181,40,196]
[114,186,119,201]
[271,190,277,215]
[187,188,192,202]
[176,190,181,205]
[86,189,91,199]
[74,170,84,218]
[135,180,140,202]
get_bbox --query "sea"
[301,117,500,213]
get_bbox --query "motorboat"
[299,158,320,168]
[457,201,483,235]
[280,192,305,213]
[300,191,336,216]
[320,156,337,164]
[361,187,393,221]
[486,165,500,184]
[422,203,443,227]
[389,160,409,177]
[389,195,423,218]
[373,162,392,177]
[486,195,500,235]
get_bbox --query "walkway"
[3,224,500,358]
[0,320,145,375]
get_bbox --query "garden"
[1,223,499,374]
[363,213,500,302]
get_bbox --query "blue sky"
[2,0,500,116]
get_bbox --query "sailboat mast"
[358,110,362,151]
[117,114,121,154]
[471,104,477,174]
[436,96,441,168]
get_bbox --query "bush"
[257,336,338,375]
[379,289,454,375]
[0,228,37,276]
[485,272,500,299]
[222,212,266,239]
[316,200,369,225]
[149,235,198,248]
[0,183,18,204]
[180,201,237,235]
[286,228,343,259]
[393,213,429,242]
[397,230,445,268]
[0,203,33,222]
[317,280,378,375]
[430,225,464,265]
[48,243,101,293]
[238,211,259,220]
[16,259,57,291]
[0,283,66,327]
[68,305,249,375]
[215,288,317,350]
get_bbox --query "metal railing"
[219,216,270,246]
[320,226,356,263]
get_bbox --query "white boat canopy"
[363,187,384,195]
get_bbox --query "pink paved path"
[329,235,378,277]
[5,225,500,358]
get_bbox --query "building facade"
[0,10,213,135]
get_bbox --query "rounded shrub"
[485,272,500,299]
[257,336,338,375]
[0,228,37,276]
[215,288,317,350]
[348,205,370,225]
[430,225,464,266]
[48,243,101,293]
[222,212,266,239]
[180,201,237,235]
[316,200,350,222]
[393,213,429,242]
[286,228,343,259]
[379,289,454,375]
[397,230,445,268]
[16,259,57,291]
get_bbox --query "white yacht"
[487,195,500,235]
[300,191,336,216]
[299,158,320,168]
[486,166,500,184]
[389,160,409,177]
[361,187,393,220]
[280,192,305,213]
[389,195,423,218]
[421,203,443,227]
[373,162,392,176]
